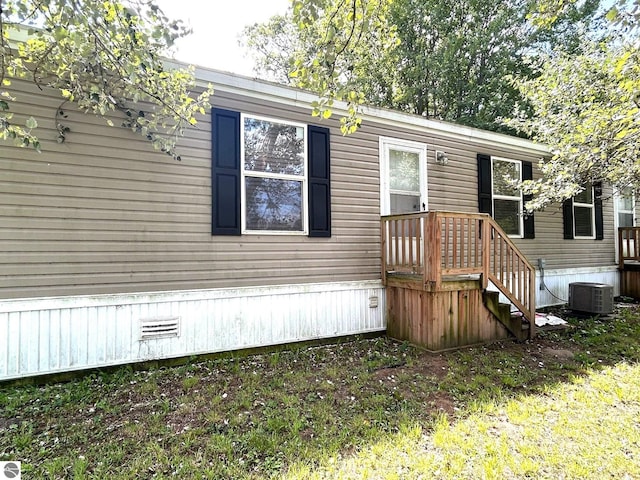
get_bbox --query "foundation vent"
[140,316,181,340]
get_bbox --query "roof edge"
[174,62,552,155]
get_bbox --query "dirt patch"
[416,353,449,380]
[0,417,23,431]
[371,365,406,382]
[542,347,575,361]
[428,391,456,416]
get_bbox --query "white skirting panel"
[0,281,386,381]
[487,265,620,309]
[536,266,620,308]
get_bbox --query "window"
[211,108,331,237]
[492,158,522,236]
[477,153,534,239]
[242,115,307,233]
[573,186,595,238]
[562,182,604,240]
[616,188,635,228]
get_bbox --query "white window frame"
[240,113,308,235]
[573,185,595,240]
[379,137,428,216]
[491,156,523,238]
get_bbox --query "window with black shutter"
[477,153,534,238]
[563,182,604,240]
[211,108,331,237]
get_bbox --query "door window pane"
[390,194,421,214]
[619,212,634,228]
[381,138,427,216]
[389,149,420,192]
[616,189,635,228]
[617,195,634,211]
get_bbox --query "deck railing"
[381,211,536,330]
[618,227,640,268]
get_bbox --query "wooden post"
[528,267,536,339]
[425,211,442,289]
[466,218,472,269]
[423,212,432,286]
[481,218,490,290]
[381,218,387,285]
[619,227,624,270]
[416,217,422,274]
[408,218,414,271]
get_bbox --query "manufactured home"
[0,68,635,381]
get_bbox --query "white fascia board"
[179,62,551,156]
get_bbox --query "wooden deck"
[381,211,535,351]
[619,227,640,298]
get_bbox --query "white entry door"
[379,137,428,215]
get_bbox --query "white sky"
[155,0,291,75]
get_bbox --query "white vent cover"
[140,316,181,340]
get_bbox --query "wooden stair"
[482,290,530,342]
[382,211,536,350]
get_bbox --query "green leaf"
[25,117,38,129]
[605,7,618,22]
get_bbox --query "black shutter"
[477,153,492,215]
[563,199,574,239]
[211,108,241,235]
[308,125,331,237]
[594,181,604,240]
[522,161,535,239]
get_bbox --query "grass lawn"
[2,304,640,479]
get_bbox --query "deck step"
[483,290,529,342]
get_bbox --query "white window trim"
[240,113,308,235]
[573,186,596,240]
[491,156,523,238]
[379,136,428,216]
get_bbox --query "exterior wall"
[1,73,616,300]
[0,281,385,381]
[356,105,616,273]
[0,68,623,378]
[515,191,615,271]
[1,80,382,300]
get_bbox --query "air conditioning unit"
[568,282,613,315]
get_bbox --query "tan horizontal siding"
[1,78,615,299]
[514,194,615,269]
[1,80,382,299]
[357,110,615,270]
